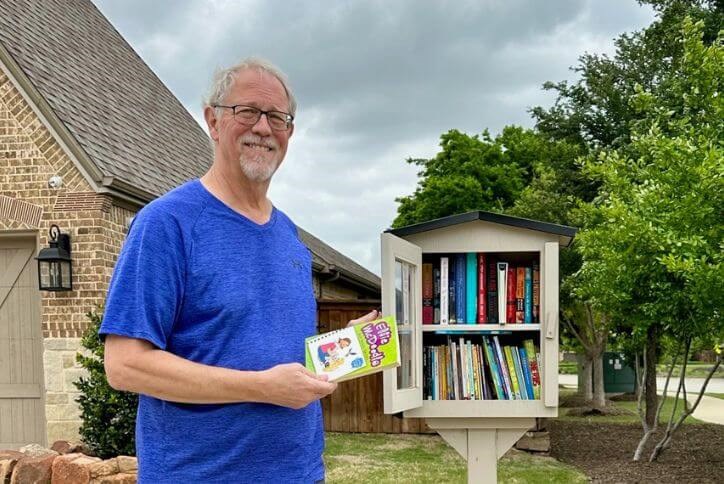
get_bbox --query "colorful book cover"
[433,266,441,324]
[448,259,456,323]
[512,346,528,399]
[440,257,449,324]
[516,267,525,323]
[506,266,516,324]
[524,267,533,324]
[455,254,466,323]
[493,336,513,398]
[305,316,400,383]
[519,347,535,399]
[459,337,468,399]
[503,346,521,399]
[524,339,541,399]
[533,261,540,324]
[484,337,506,399]
[465,253,477,324]
[477,253,487,323]
[496,262,508,324]
[422,263,433,324]
[487,258,498,323]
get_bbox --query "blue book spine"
[519,347,535,400]
[525,267,533,324]
[455,254,466,323]
[483,338,503,399]
[512,347,528,399]
[466,253,477,324]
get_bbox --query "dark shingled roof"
[0,0,380,294]
[0,0,211,198]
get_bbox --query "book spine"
[433,267,441,324]
[440,257,449,324]
[446,344,454,400]
[448,260,456,324]
[519,347,535,400]
[496,262,508,324]
[524,339,541,399]
[506,266,516,324]
[525,267,533,324]
[482,337,501,399]
[466,253,477,324]
[516,267,525,323]
[467,340,475,399]
[455,254,466,323]
[512,346,528,399]
[477,253,487,323]
[459,337,468,399]
[422,263,433,324]
[533,261,540,324]
[451,340,459,400]
[487,259,498,323]
[504,346,521,399]
[493,336,513,398]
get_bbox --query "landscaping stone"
[88,458,119,478]
[51,453,102,484]
[90,473,136,484]
[0,451,26,483]
[50,440,93,456]
[10,454,56,484]
[115,456,137,474]
[18,444,58,458]
[515,431,551,452]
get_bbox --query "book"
[487,258,498,323]
[477,253,487,323]
[305,316,400,382]
[422,263,433,324]
[483,337,505,399]
[448,258,456,324]
[440,257,449,324]
[496,262,508,324]
[506,266,516,324]
[504,346,521,399]
[455,254,466,323]
[493,336,513,398]
[516,267,525,323]
[524,339,541,399]
[512,345,528,399]
[466,253,477,324]
[524,267,533,324]
[532,261,540,324]
[433,266,441,323]
[519,346,535,399]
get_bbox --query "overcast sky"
[92,0,655,276]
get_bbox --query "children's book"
[305,316,401,382]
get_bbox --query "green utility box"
[603,352,636,393]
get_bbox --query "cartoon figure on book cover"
[317,338,354,369]
[309,328,366,380]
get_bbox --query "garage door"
[0,235,46,449]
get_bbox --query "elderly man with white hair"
[101,58,378,483]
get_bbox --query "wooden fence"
[317,300,431,434]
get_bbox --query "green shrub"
[74,309,138,458]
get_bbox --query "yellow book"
[504,346,521,399]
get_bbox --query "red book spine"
[423,263,433,324]
[516,267,525,323]
[533,261,540,324]
[477,253,487,323]
[530,359,541,388]
[506,267,516,324]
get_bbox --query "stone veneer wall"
[0,68,136,443]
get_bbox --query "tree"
[573,18,722,461]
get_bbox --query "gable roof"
[0,0,211,204]
[387,211,578,247]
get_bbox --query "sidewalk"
[558,374,724,425]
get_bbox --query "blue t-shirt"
[100,179,324,483]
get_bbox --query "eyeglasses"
[213,104,294,131]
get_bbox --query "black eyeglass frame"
[212,104,294,131]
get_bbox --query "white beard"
[237,136,282,182]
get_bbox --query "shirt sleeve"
[100,204,186,350]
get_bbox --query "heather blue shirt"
[100,179,323,483]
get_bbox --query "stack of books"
[422,254,540,324]
[423,336,541,400]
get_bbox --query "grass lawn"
[656,362,723,378]
[557,388,704,424]
[705,392,724,400]
[324,432,587,483]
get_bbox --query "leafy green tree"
[75,309,138,458]
[573,18,722,461]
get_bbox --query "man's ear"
[288,122,294,139]
[204,106,220,141]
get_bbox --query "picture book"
[305,316,400,382]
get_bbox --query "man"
[101,58,378,483]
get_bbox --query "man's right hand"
[258,363,338,409]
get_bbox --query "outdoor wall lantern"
[36,224,73,291]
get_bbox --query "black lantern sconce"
[36,224,73,291]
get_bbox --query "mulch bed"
[549,420,724,483]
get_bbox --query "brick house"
[0,0,379,449]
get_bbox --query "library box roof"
[385,211,577,247]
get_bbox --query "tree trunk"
[645,325,659,429]
[592,352,606,408]
[579,354,593,400]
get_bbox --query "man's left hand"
[346,309,380,328]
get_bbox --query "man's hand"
[258,363,338,409]
[346,309,380,328]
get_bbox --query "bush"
[74,309,138,458]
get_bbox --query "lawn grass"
[557,388,704,424]
[705,393,724,400]
[323,432,588,483]
[656,362,724,379]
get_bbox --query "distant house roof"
[0,0,379,295]
[387,211,578,247]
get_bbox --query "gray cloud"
[93,0,655,274]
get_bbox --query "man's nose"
[251,113,273,136]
